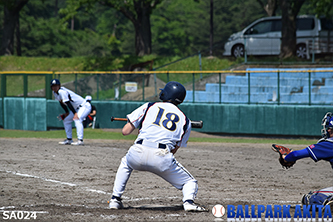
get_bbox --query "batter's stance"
[109,81,207,212]
[50,79,91,146]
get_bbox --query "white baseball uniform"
[112,102,198,202]
[53,87,91,140]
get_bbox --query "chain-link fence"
[1,68,333,105]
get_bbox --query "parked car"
[223,15,333,59]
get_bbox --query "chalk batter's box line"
[1,170,180,203]
[1,170,299,205]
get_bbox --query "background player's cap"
[50,79,60,86]
[85,95,92,101]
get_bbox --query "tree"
[62,0,163,56]
[310,0,333,17]
[256,0,278,16]
[279,0,305,59]
[209,0,213,56]
[150,1,198,56]
[0,0,29,56]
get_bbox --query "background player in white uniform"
[50,79,91,146]
[108,81,207,212]
[82,95,97,128]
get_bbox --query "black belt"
[136,139,166,149]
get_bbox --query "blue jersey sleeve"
[306,141,333,163]
[284,148,310,162]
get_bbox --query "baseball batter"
[50,79,91,146]
[108,81,207,212]
[272,112,333,206]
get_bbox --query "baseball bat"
[110,116,203,128]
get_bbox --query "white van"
[223,15,333,59]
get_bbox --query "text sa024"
[3,211,37,220]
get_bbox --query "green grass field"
[0,128,318,145]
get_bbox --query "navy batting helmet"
[159,81,186,105]
[50,79,61,87]
[321,112,333,138]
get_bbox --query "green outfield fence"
[1,69,333,136]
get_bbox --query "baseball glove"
[57,114,66,121]
[271,144,295,169]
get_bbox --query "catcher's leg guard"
[302,187,333,206]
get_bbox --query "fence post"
[96,74,100,100]
[0,74,4,129]
[1,74,6,97]
[142,73,145,102]
[308,71,311,105]
[119,74,122,101]
[247,71,250,104]
[153,69,157,97]
[219,72,221,103]
[192,73,195,103]
[277,71,280,105]
[23,74,28,97]
[45,74,53,99]
[75,73,77,93]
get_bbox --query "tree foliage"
[0,0,332,58]
[60,0,163,56]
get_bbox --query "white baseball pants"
[62,102,91,140]
[112,144,198,202]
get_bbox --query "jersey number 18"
[152,107,179,131]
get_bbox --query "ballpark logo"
[212,204,333,221]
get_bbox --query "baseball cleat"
[59,139,73,145]
[302,193,310,205]
[71,140,84,146]
[183,201,208,212]
[108,199,124,209]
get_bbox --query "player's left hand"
[73,113,79,120]
[271,144,295,169]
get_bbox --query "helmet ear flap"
[159,89,166,101]
[159,81,186,105]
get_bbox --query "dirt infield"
[1,137,332,221]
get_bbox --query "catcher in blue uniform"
[272,112,333,206]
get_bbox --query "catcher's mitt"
[271,144,295,169]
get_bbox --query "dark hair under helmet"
[50,79,61,87]
[159,81,186,105]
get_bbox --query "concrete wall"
[3,98,47,131]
